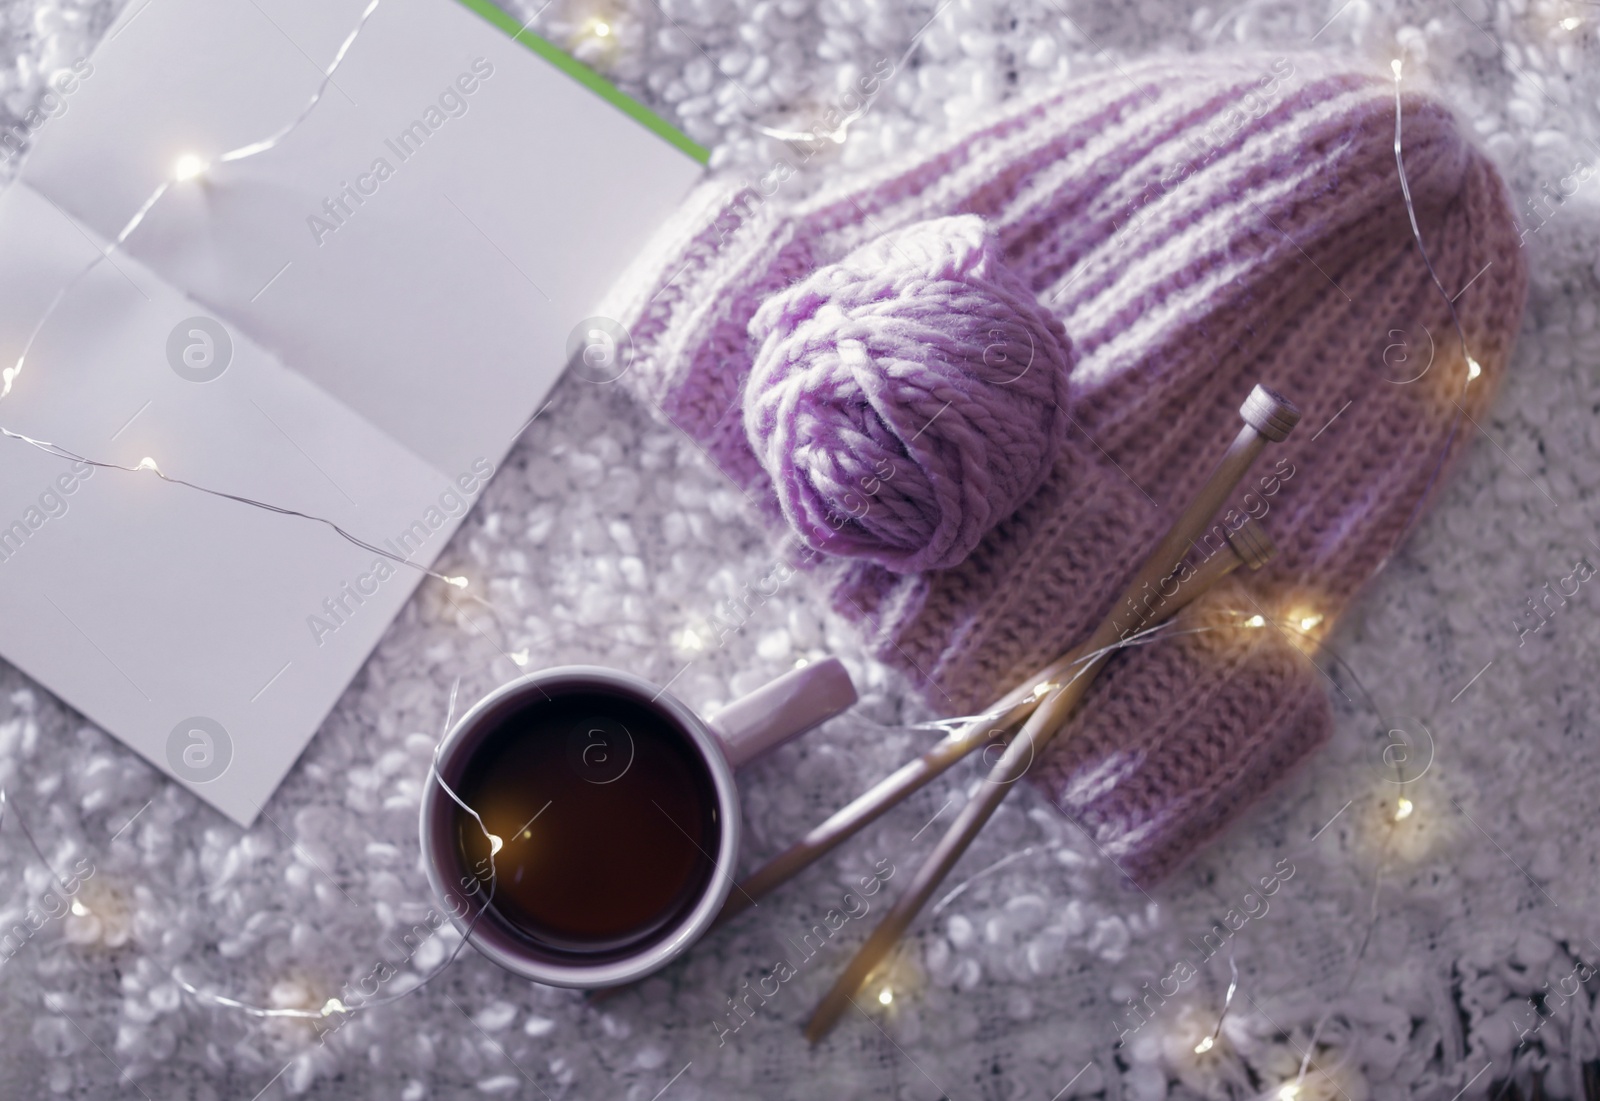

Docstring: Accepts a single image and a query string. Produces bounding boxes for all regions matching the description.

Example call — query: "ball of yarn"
[743,215,1072,573]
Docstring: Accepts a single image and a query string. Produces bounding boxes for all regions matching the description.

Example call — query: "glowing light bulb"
[443,575,469,589]
[1466,355,1483,381]
[1395,797,1414,821]
[1245,615,1266,628]
[1559,16,1581,29]
[877,987,893,1006]
[70,899,91,917]
[509,648,530,667]
[1298,612,1324,632]
[592,19,611,36]
[320,997,347,1016]
[677,627,704,653]
[1031,681,1056,699]
[487,832,504,856]
[1390,58,1403,80]
[173,154,209,182]
[1194,1036,1215,1055]
[1280,1084,1302,1101]
[136,457,161,473]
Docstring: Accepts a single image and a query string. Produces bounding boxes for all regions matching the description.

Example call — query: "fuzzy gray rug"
[2,0,1598,1098]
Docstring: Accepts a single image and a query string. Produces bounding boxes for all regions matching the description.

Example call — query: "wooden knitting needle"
[584,520,1276,1008]
[713,516,1278,930]
[803,384,1300,1043]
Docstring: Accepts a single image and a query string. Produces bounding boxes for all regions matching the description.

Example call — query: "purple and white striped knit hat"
[598,51,1528,883]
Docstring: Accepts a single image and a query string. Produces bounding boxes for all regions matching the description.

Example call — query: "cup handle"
[705,657,858,770]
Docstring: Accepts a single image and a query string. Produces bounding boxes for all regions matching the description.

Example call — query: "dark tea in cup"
[449,681,722,959]
[420,659,856,987]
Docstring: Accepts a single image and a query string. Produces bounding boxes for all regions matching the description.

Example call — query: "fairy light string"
[0,0,483,597]
[0,787,87,903]
[158,51,1534,1101]
[1187,601,1431,1100]
[0,0,514,1030]
[0,427,471,591]
[753,12,940,146]
[1229,73,1493,1095]
[174,680,506,1023]
[3,0,384,402]
[1193,952,1238,1055]
[842,606,1426,1082]
[0,22,1521,1099]
[1374,53,1494,575]
[0,591,1440,1053]
[1260,77,1508,1084]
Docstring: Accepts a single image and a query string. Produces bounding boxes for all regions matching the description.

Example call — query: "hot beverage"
[420,658,854,987]
[449,684,720,958]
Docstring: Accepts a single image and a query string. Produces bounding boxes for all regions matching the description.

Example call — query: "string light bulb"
[1559,16,1582,30]
[320,997,348,1017]
[877,986,893,1006]
[70,899,91,917]
[136,456,161,473]
[173,153,209,182]
[591,19,611,37]
[443,575,469,589]
[1297,612,1324,632]
[1194,1035,1215,1055]
[1466,355,1483,382]
[508,648,530,667]
[1390,58,1403,80]
[1395,796,1414,821]
[1280,1084,1302,1101]
[486,832,503,856]
[1245,615,1266,628]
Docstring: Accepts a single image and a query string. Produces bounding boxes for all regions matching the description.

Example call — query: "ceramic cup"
[418,659,856,988]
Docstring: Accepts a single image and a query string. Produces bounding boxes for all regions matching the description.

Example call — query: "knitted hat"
[600,52,1528,883]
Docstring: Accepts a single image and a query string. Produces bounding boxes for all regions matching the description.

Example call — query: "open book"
[0,0,703,823]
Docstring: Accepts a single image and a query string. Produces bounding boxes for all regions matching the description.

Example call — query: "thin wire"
[0,427,470,591]
[930,846,1040,916]
[1391,59,1474,363]
[216,0,384,164]
[176,680,506,1020]
[754,0,946,145]
[22,612,1397,1030]
[1199,950,1240,1052]
[910,616,1312,918]
[0,0,483,603]
[860,616,1258,752]
[1292,796,1403,1081]
[1164,607,1411,1091]
[0,787,86,898]
[1382,56,1474,556]
[2,0,387,402]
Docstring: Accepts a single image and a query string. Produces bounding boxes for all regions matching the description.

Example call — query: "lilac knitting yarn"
[743,215,1072,572]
